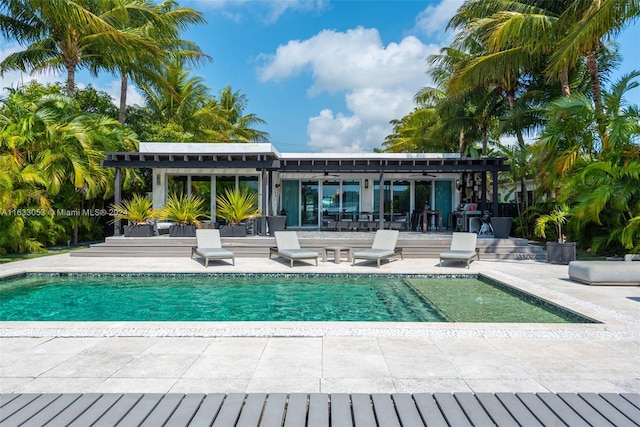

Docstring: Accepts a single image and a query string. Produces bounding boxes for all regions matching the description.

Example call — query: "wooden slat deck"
[1,393,639,427]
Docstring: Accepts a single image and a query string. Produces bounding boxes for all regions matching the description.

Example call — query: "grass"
[0,245,89,264]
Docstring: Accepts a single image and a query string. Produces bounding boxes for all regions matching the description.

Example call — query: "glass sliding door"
[191,175,212,219]
[239,176,259,193]
[392,180,410,216]
[322,180,340,219]
[435,181,453,228]
[300,181,319,226]
[281,180,299,227]
[342,180,360,219]
[167,175,188,197]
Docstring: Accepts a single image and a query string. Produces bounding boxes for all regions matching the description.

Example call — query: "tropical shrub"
[216,187,260,225]
[160,193,208,226]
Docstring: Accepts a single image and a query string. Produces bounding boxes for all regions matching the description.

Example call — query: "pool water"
[0,274,594,323]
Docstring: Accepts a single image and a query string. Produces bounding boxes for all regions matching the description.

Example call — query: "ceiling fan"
[312,171,340,178]
[409,172,437,178]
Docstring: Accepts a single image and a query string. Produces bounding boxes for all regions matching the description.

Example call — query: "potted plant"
[491,216,513,239]
[160,193,208,237]
[111,194,158,237]
[216,187,260,237]
[534,204,576,264]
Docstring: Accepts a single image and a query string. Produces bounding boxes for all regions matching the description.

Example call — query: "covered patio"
[102,143,510,236]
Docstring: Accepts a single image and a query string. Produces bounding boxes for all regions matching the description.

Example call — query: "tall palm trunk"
[65,66,76,97]
[458,128,465,156]
[560,67,571,97]
[506,88,528,215]
[586,50,608,150]
[119,73,128,124]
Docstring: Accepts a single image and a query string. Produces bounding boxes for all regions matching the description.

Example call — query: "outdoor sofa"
[568,260,640,285]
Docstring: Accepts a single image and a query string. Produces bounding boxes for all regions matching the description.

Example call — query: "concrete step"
[71,233,546,260]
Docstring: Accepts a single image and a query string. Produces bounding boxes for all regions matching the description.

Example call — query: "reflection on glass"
[415,181,431,210]
[216,176,235,196]
[392,180,410,215]
[191,176,212,218]
[167,175,188,196]
[239,176,259,193]
[301,182,318,226]
[322,181,340,219]
[342,180,360,216]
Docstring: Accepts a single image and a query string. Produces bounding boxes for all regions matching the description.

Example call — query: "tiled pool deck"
[1,254,639,394]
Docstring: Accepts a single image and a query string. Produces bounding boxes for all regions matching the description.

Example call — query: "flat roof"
[103,142,509,173]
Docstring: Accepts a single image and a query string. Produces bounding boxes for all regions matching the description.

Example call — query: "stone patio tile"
[465,379,548,393]
[182,353,261,379]
[202,337,268,355]
[96,378,177,393]
[252,338,322,379]
[377,337,459,378]
[321,378,396,393]
[142,337,214,355]
[18,377,107,393]
[0,354,71,378]
[539,379,629,393]
[0,377,33,393]
[113,354,198,379]
[393,379,472,393]
[170,378,250,393]
[42,353,132,378]
[247,377,321,393]
[81,337,158,356]
[323,337,390,378]
[0,337,50,352]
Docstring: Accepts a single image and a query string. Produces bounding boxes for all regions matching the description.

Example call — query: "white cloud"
[0,42,63,92]
[185,0,328,24]
[413,0,464,40]
[0,41,143,109]
[259,27,439,152]
[100,79,145,107]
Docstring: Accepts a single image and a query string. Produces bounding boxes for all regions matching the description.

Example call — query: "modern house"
[102,142,510,235]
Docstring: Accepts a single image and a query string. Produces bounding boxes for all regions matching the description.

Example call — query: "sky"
[0,0,638,154]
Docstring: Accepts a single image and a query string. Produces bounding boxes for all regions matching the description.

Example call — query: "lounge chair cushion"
[352,249,395,260]
[352,230,402,267]
[272,231,319,267]
[439,232,478,268]
[568,261,640,285]
[277,249,319,259]
[192,229,235,266]
[195,248,234,259]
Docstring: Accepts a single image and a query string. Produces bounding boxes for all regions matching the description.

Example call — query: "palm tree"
[90,0,209,123]
[549,0,640,143]
[0,0,162,97]
[210,86,269,143]
[543,71,640,254]
[138,58,216,139]
[0,83,140,249]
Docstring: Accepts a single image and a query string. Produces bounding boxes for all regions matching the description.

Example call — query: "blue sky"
[0,0,638,153]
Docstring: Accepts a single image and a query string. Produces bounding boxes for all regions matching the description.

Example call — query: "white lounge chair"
[352,229,403,268]
[439,232,479,268]
[192,229,235,266]
[270,231,319,267]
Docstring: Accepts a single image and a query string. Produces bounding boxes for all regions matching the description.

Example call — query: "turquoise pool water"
[0,274,594,323]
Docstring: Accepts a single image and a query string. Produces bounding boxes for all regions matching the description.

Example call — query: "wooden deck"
[1,392,638,426]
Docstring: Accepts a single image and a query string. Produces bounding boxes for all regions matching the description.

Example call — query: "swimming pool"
[0,273,595,323]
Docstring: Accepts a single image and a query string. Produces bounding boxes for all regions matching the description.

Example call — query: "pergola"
[102,150,510,235]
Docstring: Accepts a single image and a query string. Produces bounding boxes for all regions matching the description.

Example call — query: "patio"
[1,254,639,396]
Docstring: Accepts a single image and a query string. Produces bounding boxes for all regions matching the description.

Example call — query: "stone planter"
[546,241,576,265]
[266,215,287,236]
[169,224,197,237]
[491,217,513,239]
[124,224,154,237]
[219,224,247,237]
